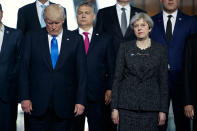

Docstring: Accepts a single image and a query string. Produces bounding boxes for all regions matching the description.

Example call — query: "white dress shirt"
[163,10,178,34]
[48,30,63,54]
[79,27,93,43]
[0,24,4,52]
[116,3,131,28]
[36,0,50,25]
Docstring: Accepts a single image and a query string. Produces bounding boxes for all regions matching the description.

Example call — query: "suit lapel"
[55,29,69,70]
[0,26,10,57]
[111,5,124,38]
[124,5,136,38]
[40,29,53,70]
[32,2,42,28]
[157,13,168,45]
[87,30,99,55]
[130,5,137,19]
[171,10,183,44]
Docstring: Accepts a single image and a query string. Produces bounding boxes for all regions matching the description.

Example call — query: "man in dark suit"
[71,2,115,131]
[183,34,197,131]
[0,4,23,131]
[17,0,67,34]
[150,0,197,130]
[19,4,87,131]
[95,0,145,55]
[17,1,67,130]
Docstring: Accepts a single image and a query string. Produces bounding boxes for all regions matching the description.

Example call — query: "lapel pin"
[6,30,9,34]
[96,33,99,36]
[130,53,135,56]
[66,38,69,40]
[179,18,182,21]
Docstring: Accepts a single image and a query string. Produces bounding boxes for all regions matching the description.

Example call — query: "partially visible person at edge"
[150,0,197,130]
[183,33,197,131]
[0,3,23,131]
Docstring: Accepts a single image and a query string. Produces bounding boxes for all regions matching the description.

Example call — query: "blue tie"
[41,5,46,28]
[51,36,58,69]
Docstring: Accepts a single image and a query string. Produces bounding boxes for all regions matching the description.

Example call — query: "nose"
[51,23,56,30]
[138,26,142,31]
[82,13,86,18]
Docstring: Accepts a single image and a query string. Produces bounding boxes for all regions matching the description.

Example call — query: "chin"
[137,36,146,39]
[50,33,58,36]
[137,37,147,40]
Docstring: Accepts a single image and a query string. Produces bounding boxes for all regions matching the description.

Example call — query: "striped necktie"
[41,4,46,28]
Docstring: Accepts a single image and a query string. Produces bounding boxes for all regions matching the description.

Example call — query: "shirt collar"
[163,10,178,19]
[116,3,130,11]
[79,27,93,36]
[0,24,4,32]
[36,0,50,7]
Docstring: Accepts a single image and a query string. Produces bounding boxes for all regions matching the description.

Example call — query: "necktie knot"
[41,4,46,9]
[168,15,172,20]
[168,15,172,19]
[83,32,89,37]
[121,8,126,12]
[52,36,56,39]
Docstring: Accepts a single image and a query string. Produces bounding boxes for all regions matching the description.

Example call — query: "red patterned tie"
[83,32,89,54]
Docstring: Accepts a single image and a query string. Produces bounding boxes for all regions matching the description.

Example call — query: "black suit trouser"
[71,101,104,131]
[27,106,72,131]
[103,104,117,131]
[159,83,190,131]
[0,98,17,131]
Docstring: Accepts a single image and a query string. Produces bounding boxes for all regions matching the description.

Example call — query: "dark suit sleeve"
[0,29,23,102]
[105,37,115,90]
[75,36,87,106]
[183,36,193,106]
[18,32,32,102]
[111,43,125,109]
[158,46,169,113]
[17,8,26,34]
[15,30,24,89]
[189,17,197,35]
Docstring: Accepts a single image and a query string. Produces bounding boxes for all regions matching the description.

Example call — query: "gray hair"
[44,4,66,21]
[130,13,154,29]
[76,1,96,14]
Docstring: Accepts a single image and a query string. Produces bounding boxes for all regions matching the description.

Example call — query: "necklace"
[136,38,151,50]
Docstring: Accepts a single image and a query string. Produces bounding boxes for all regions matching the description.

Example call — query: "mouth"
[168,2,174,6]
[80,20,87,22]
[138,32,143,35]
